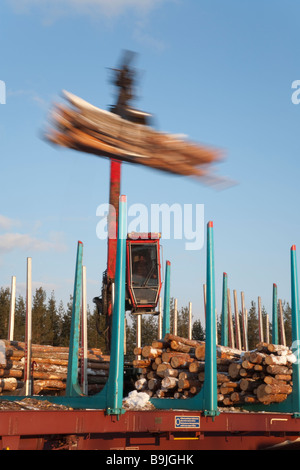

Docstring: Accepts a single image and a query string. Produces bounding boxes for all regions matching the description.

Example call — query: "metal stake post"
[203,221,218,416]
[150,221,219,417]
[158,297,162,339]
[81,265,88,395]
[106,194,127,414]
[290,245,300,415]
[162,261,171,338]
[66,242,83,397]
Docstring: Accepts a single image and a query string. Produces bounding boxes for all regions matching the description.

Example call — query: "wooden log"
[266,365,293,376]
[263,376,291,386]
[161,351,192,363]
[264,355,291,366]
[241,360,255,370]
[189,361,205,373]
[32,371,67,380]
[275,374,292,382]
[161,377,178,389]
[189,385,201,394]
[133,347,142,356]
[31,362,68,374]
[219,385,236,395]
[0,378,18,391]
[258,393,288,404]
[194,344,205,360]
[228,362,242,379]
[0,368,23,378]
[146,371,157,379]
[174,392,186,399]
[142,346,162,359]
[135,378,147,391]
[242,395,259,404]
[32,357,69,367]
[222,397,233,406]
[33,380,66,394]
[156,363,173,378]
[230,392,241,403]
[164,368,180,378]
[164,333,202,348]
[256,383,292,401]
[249,351,265,364]
[178,371,198,381]
[178,378,200,390]
[148,378,160,391]
[194,344,242,361]
[239,378,262,392]
[155,389,174,398]
[170,341,191,354]
[217,345,243,358]
[0,360,23,370]
[170,356,194,368]
[132,359,152,368]
[152,340,170,349]
[239,368,251,378]
[86,362,110,371]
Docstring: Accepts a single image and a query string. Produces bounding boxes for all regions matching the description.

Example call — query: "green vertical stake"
[162,260,171,338]
[291,245,300,415]
[204,221,218,416]
[66,241,83,397]
[106,195,127,415]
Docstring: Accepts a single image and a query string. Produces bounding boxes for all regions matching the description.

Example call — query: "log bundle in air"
[0,340,110,396]
[45,91,224,184]
[133,334,295,407]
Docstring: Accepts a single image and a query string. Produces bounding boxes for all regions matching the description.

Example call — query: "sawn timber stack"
[133,334,296,407]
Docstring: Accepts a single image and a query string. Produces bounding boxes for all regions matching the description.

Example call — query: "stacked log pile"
[133,334,295,408]
[0,340,110,396]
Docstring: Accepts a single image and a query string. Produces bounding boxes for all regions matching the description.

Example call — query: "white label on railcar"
[175,416,200,428]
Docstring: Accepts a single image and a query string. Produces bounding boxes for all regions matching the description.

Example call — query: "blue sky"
[0,0,300,330]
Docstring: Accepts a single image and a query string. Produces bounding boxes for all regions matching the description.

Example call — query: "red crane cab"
[126,232,162,315]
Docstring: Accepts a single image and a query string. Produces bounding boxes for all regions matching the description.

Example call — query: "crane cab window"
[131,244,159,288]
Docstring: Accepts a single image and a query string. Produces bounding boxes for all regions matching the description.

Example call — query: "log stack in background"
[0,340,111,396]
[133,334,295,408]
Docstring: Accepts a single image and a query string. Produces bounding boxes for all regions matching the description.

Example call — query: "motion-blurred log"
[45,91,225,184]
